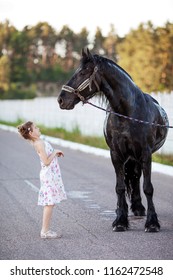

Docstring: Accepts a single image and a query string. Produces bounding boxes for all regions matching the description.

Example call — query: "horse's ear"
[82,47,93,60]
[82,47,86,57]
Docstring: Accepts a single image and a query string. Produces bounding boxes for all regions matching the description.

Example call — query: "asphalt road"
[0,128,173,260]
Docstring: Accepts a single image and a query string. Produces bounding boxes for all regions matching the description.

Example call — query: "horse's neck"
[101,63,136,114]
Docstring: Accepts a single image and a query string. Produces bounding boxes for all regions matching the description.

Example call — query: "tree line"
[0,20,173,99]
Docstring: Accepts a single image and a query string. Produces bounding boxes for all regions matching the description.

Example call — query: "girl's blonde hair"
[17,121,33,140]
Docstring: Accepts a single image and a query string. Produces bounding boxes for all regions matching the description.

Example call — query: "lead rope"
[84,100,173,129]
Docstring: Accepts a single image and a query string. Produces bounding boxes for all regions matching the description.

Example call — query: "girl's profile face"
[30,124,41,139]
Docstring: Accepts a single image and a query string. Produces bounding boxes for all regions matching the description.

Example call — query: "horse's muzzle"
[57,96,75,110]
[58,96,64,108]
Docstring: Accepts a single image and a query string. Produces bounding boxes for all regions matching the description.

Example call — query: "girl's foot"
[40,230,62,239]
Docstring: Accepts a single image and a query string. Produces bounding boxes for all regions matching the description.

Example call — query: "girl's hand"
[55,150,64,157]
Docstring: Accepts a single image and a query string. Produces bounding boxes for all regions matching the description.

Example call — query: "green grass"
[152,153,173,166]
[1,119,173,166]
[0,119,108,150]
[39,124,108,150]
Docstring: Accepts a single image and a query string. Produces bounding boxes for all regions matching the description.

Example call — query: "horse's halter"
[61,66,100,103]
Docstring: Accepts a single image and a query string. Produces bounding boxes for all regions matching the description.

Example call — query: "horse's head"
[58,48,100,110]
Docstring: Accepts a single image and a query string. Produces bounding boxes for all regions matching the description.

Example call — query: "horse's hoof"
[145,225,160,232]
[113,225,127,232]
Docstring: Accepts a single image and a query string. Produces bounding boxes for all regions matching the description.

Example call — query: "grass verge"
[0,119,173,166]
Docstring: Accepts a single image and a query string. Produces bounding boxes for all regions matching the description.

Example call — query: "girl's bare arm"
[34,140,63,166]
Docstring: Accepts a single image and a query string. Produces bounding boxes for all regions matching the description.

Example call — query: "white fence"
[0,93,173,154]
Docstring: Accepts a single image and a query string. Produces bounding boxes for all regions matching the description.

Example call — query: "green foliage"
[0,119,108,149]
[39,124,108,149]
[152,153,173,167]
[117,21,173,93]
[9,30,30,83]
[0,55,10,91]
[0,19,173,99]
[36,65,73,83]
[0,83,36,99]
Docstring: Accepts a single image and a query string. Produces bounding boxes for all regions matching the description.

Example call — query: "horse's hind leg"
[124,160,145,216]
[111,151,129,231]
[142,151,160,232]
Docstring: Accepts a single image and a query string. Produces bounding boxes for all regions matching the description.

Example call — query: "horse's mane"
[81,52,134,104]
[93,54,133,81]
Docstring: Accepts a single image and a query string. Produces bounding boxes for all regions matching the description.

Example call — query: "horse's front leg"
[111,151,129,231]
[142,152,160,232]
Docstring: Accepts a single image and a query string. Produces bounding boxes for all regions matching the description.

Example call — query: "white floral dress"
[38,141,67,206]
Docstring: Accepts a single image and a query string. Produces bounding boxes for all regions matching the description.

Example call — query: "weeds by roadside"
[0,119,173,166]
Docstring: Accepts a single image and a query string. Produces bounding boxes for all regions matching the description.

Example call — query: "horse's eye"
[80,67,90,75]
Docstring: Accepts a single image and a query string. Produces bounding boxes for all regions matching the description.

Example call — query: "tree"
[103,24,118,61]
[117,22,161,92]
[26,22,57,68]
[155,22,173,91]
[0,55,10,92]
[58,25,76,70]
[0,20,16,57]
[92,27,105,54]
[10,30,31,82]
[74,28,89,55]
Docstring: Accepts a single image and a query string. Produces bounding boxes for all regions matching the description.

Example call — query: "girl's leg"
[41,205,54,233]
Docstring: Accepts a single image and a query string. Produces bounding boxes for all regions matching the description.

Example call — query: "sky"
[0,0,173,37]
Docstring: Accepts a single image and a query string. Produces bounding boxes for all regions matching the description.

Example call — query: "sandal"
[40,230,62,239]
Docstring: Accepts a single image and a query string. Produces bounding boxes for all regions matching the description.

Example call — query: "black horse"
[58,48,169,232]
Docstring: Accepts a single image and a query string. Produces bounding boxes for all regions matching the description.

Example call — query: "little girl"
[18,121,67,239]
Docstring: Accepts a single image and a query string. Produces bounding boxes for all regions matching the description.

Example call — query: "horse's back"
[144,93,159,105]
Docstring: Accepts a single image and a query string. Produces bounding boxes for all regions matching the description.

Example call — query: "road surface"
[0,128,173,260]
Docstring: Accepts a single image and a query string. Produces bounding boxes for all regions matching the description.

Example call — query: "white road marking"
[24,179,39,193]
